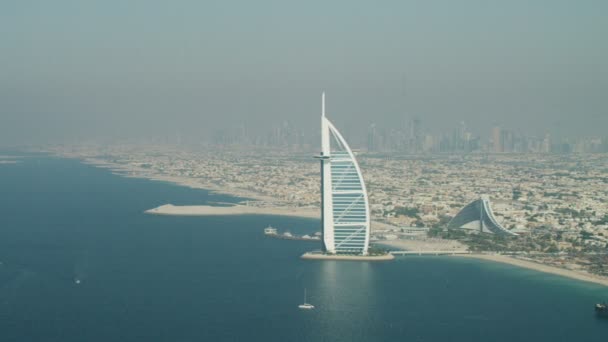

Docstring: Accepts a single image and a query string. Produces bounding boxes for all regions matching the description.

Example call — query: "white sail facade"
[316,93,371,255]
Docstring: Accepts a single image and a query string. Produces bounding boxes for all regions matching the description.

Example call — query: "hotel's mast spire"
[321,92,330,155]
[322,92,325,118]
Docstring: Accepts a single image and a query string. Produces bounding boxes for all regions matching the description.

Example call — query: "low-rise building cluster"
[52,144,608,272]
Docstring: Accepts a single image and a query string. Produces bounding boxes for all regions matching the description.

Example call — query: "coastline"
[146,204,403,230]
[455,254,608,288]
[81,158,277,203]
[376,238,468,252]
[71,157,421,230]
[145,203,320,219]
[75,156,608,287]
[378,239,608,287]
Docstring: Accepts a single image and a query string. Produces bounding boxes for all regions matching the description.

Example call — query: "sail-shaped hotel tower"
[315,93,371,255]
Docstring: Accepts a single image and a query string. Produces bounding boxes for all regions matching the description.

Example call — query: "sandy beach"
[83,156,608,288]
[455,254,608,287]
[145,204,409,231]
[79,157,404,227]
[146,203,320,219]
[378,239,608,287]
[377,238,468,252]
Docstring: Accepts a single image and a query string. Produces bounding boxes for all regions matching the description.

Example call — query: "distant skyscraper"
[423,134,435,153]
[492,126,502,153]
[542,133,551,153]
[406,117,422,153]
[367,123,377,152]
[458,121,466,141]
[315,93,371,255]
[501,129,514,153]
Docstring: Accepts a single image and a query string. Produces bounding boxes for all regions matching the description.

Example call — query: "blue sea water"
[0,155,606,342]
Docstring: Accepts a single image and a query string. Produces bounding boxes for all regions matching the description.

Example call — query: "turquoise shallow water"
[0,155,606,342]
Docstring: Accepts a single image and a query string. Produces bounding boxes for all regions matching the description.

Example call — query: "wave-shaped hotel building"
[447,195,517,236]
[313,93,371,255]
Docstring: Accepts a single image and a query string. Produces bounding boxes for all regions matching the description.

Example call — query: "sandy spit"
[146,203,320,219]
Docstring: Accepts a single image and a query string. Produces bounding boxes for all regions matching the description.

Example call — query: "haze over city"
[3,1,608,341]
[2,0,607,147]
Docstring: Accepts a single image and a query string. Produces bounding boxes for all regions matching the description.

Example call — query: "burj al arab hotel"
[314,93,371,255]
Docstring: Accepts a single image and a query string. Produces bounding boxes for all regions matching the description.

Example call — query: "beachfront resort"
[49,143,608,279]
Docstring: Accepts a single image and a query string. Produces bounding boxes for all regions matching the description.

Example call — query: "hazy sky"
[2,0,607,146]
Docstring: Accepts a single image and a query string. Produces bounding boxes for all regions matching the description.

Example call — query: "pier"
[389,250,471,256]
[264,226,321,242]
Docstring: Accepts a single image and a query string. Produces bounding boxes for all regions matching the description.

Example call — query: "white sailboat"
[298,288,315,310]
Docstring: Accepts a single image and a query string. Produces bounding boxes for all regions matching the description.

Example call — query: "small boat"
[298,288,315,310]
[264,226,277,235]
[596,302,608,317]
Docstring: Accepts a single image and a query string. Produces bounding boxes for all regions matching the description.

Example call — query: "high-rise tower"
[492,126,502,153]
[314,93,371,255]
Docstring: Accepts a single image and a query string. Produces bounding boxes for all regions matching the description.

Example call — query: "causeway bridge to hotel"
[389,250,472,256]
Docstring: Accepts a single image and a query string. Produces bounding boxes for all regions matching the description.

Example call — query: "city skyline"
[2,1,608,340]
[165,117,607,155]
[2,1,608,146]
